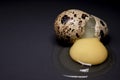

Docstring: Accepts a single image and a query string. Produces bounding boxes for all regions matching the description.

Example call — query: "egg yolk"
[69,38,108,66]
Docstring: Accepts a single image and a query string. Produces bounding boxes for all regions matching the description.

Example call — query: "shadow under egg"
[100,35,111,45]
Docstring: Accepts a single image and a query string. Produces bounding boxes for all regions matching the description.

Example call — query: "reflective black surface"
[0,0,120,80]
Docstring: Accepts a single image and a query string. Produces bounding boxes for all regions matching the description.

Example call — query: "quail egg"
[54,9,108,44]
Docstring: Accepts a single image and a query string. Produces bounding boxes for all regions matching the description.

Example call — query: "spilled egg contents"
[70,38,108,66]
[54,9,109,66]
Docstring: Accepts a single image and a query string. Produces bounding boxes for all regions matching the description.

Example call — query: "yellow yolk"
[69,38,108,66]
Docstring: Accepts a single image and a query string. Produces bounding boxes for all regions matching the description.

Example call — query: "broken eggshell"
[54,9,108,44]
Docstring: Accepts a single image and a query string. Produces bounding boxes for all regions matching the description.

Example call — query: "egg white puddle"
[53,44,114,79]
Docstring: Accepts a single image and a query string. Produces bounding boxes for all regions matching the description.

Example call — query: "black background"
[0,0,120,80]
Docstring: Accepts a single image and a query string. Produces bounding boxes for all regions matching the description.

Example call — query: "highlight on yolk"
[69,38,108,66]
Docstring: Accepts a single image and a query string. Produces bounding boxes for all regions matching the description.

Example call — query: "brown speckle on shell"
[81,14,88,19]
[72,29,75,32]
[57,26,60,29]
[61,15,70,24]
[71,17,73,19]
[78,20,82,25]
[67,28,71,32]
[72,11,74,14]
[100,20,105,26]
[76,33,79,38]
[81,27,84,32]
[74,14,77,17]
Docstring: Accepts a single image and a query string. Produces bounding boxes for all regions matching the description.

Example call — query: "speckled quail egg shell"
[54,9,90,43]
[92,15,108,39]
[54,9,108,44]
